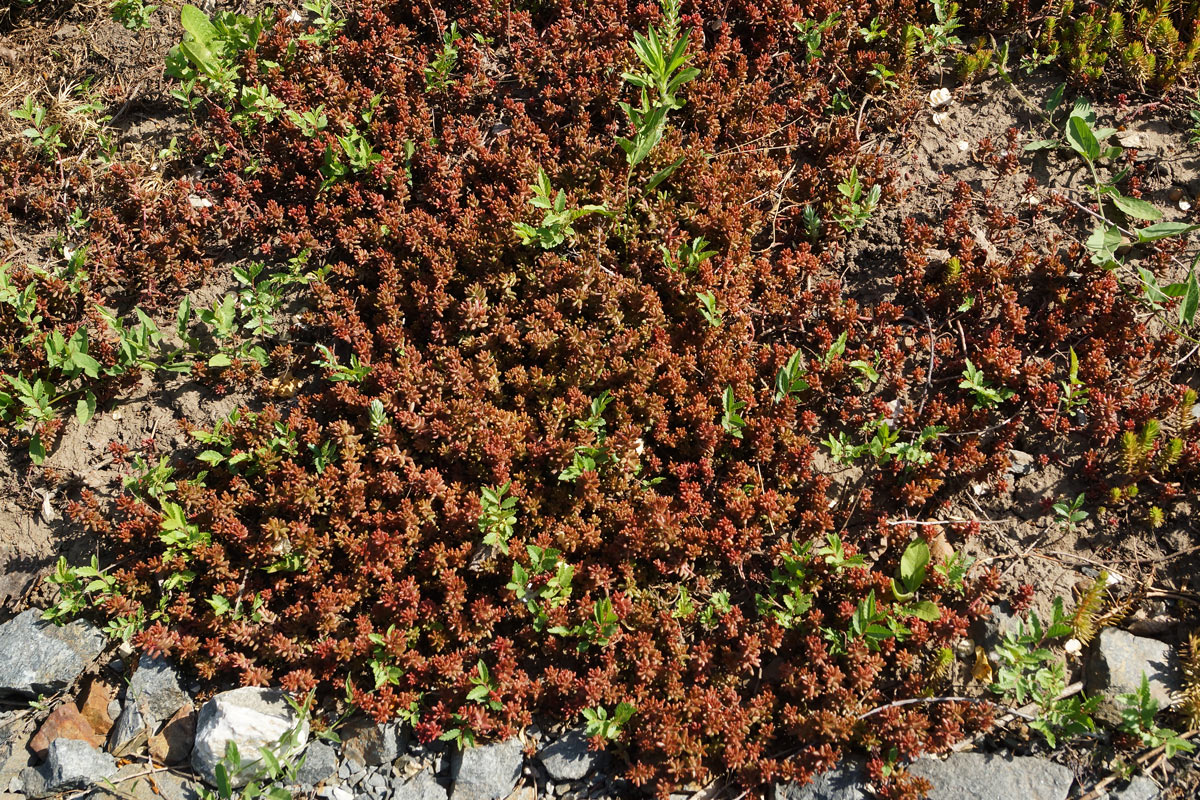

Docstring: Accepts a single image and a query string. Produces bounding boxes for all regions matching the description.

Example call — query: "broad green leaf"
[29,434,46,465]
[1045,82,1066,113]
[1085,223,1122,266]
[75,391,96,425]
[1066,115,1100,162]
[1136,222,1200,242]
[208,353,232,367]
[1183,270,1199,326]
[899,539,930,587]
[180,5,218,46]
[1023,139,1058,152]
[179,41,217,76]
[1136,266,1168,303]
[1112,194,1162,222]
[908,600,942,621]
[1069,96,1095,124]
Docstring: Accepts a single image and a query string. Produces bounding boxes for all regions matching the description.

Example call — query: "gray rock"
[84,762,205,800]
[190,687,309,788]
[539,729,603,782]
[296,741,338,786]
[775,760,867,800]
[1104,776,1159,800]
[319,786,354,800]
[338,760,351,779]
[971,604,1021,651]
[30,739,119,794]
[1008,450,1035,476]
[127,656,189,731]
[1086,629,1179,716]
[908,753,1073,800]
[148,770,205,800]
[106,699,122,721]
[0,733,33,787]
[0,610,106,698]
[341,721,403,767]
[449,738,522,800]
[394,769,448,800]
[17,766,45,797]
[108,703,146,756]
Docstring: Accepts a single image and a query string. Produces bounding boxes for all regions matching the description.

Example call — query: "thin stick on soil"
[886,518,1004,526]
[857,695,1033,721]
[1076,729,1198,800]
[949,682,1084,753]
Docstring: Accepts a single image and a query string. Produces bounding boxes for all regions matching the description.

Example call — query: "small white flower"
[1064,638,1083,656]
[188,194,213,209]
[285,9,303,23]
[931,111,948,127]
[1105,571,1123,586]
[634,438,645,455]
[928,88,952,109]
[956,140,970,152]
[1180,200,1192,211]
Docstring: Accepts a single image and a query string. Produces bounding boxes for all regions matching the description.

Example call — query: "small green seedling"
[582,702,635,740]
[960,359,1014,409]
[479,482,517,555]
[832,167,880,231]
[696,291,723,327]
[513,167,609,249]
[720,386,747,439]
[1117,674,1196,759]
[424,22,461,92]
[1052,493,1087,532]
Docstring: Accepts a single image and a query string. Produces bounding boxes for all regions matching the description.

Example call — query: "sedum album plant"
[14,0,1200,798]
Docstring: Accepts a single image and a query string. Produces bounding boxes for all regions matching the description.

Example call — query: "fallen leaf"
[972,646,993,683]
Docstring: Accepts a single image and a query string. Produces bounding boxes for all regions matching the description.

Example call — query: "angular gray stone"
[0,610,106,698]
[17,766,45,797]
[448,738,522,800]
[1086,629,1179,710]
[1105,776,1159,800]
[107,703,146,756]
[128,656,189,731]
[341,721,403,767]
[24,739,119,795]
[107,655,190,755]
[538,729,603,782]
[0,733,32,787]
[908,753,1073,800]
[394,769,448,800]
[1008,450,1035,476]
[971,604,1020,650]
[190,687,309,788]
[775,760,867,800]
[84,763,204,800]
[295,740,338,785]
